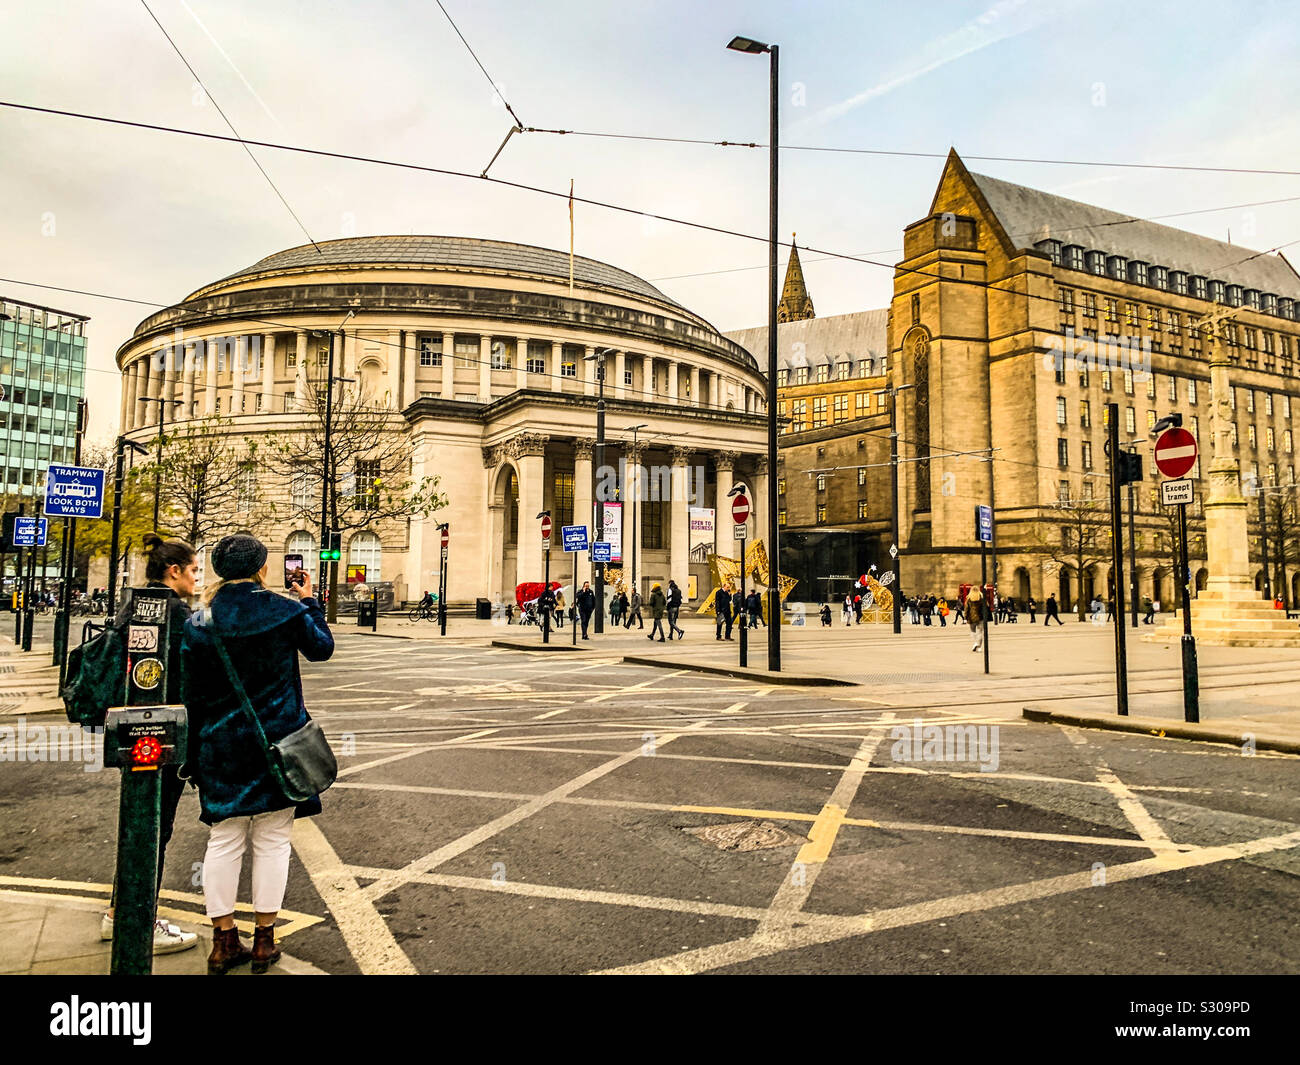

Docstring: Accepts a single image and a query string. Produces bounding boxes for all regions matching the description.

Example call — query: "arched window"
[286,530,316,581]
[349,531,382,581]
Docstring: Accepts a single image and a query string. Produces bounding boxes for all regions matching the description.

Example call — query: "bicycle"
[408,602,436,622]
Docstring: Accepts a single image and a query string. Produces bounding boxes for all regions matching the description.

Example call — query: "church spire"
[777,233,815,323]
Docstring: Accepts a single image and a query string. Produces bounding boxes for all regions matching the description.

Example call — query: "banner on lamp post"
[600,501,623,562]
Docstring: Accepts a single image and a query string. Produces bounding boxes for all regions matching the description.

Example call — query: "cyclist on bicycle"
[419,590,434,610]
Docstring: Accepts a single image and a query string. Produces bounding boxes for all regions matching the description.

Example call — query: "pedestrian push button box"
[104,705,187,770]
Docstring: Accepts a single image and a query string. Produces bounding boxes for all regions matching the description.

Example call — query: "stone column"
[752,454,769,544]
[140,354,159,425]
[625,442,646,591]
[479,334,493,401]
[715,451,737,554]
[262,333,276,412]
[583,345,596,396]
[294,331,309,409]
[1203,326,1254,596]
[574,438,594,545]
[513,433,550,589]
[231,335,247,416]
[401,331,416,408]
[551,341,564,394]
[204,340,219,416]
[486,501,505,604]
[689,366,700,407]
[122,359,138,432]
[442,331,456,399]
[181,342,197,417]
[614,351,626,399]
[515,337,529,392]
[161,343,178,415]
[667,361,679,404]
[670,446,691,595]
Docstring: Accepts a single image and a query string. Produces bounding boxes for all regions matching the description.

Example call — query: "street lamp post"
[139,396,182,532]
[585,348,615,634]
[728,33,782,670]
[320,311,355,623]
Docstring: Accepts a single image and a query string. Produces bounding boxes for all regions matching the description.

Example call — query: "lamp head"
[727,35,769,53]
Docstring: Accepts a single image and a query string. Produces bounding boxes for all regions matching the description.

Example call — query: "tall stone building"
[889,150,1300,610]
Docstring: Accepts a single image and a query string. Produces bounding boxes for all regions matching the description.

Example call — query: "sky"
[3,0,1300,441]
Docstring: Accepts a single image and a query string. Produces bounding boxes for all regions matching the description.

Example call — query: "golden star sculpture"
[695,539,798,624]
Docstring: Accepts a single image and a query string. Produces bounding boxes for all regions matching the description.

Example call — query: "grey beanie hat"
[212,533,268,580]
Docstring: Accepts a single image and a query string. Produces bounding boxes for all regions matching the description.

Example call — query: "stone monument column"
[1201,314,1253,597]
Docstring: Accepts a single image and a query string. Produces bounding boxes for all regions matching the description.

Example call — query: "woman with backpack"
[181,533,334,974]
[100,534,201,956]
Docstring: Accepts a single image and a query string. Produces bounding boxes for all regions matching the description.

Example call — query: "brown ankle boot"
[207,927,252,975]
[251,924,282,974]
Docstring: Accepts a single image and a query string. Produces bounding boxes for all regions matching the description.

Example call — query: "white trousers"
[203,808,296,918]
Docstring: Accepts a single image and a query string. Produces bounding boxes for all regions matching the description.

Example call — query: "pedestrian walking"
[1142,595,1155,624]
[625,588,644,629]
[715,584,734,641]
[609,590,623,627]
[745,589,763,629]
[648,583,668,641]
[101,534,201,956]
[842,594,853,626]
[181,533,334,975]
[937,596,949,627]
[1027,596,1037,623]
[666,580,686,639]
[920,595,933,626]
[953,595,966,624]
[576,581,596,639]
[820,603,832,627]
[538,584,557,634]
[553,589,565,630]
[1044,593,1064,625]
[966,586,985,652]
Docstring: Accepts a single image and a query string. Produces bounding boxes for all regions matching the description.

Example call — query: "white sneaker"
[99,913,199,954]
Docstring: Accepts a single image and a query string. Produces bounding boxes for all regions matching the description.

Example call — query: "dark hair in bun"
[143,533,196,581]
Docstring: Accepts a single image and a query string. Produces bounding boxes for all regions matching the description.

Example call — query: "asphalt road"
[3,632,1298,974]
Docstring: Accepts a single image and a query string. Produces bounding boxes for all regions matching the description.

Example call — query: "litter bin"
[475,597,491,620]
[357,600,377,627]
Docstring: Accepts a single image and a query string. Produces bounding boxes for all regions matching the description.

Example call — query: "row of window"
[774,499,872,527]
[779,391,887,432]
[0,302,88,335]
[1052,364,1296,422]
[1042,244,1299,320]
[284,530,383,581]
[776,356,888,388]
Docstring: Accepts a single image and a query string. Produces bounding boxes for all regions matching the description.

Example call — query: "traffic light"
[1,512,17,552]
[1119,451,1143,486]
[319,530,342,562]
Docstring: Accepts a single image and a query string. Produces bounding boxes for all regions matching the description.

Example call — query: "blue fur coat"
[181,582,334,825]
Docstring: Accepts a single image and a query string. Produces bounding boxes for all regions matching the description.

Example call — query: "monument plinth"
[1146,310,1300,647]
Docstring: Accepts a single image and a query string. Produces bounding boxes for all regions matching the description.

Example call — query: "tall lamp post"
[139,396,183,532]
[874,383,915,633]
[728,33,782,670]
[584,347,615,633]
[319,310,355,623]
[618,424,648,598]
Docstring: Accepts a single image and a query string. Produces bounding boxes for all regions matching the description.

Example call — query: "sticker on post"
[127,625,159,652]
[131,597,168,624]
[132,658,164,691]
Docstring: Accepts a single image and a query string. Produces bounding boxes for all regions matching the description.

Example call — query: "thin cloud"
[805,0,1060,126]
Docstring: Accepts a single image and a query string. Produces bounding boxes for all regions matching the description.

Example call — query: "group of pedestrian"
[91,531,334,975]
[712,583,764,640]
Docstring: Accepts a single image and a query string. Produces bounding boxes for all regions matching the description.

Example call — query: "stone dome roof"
[216,235,683,309]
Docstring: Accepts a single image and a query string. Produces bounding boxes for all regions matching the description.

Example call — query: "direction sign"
[12,517,47,547]
[975,504,994,544]
[1154,427,1197,479]
[44,464,106,518]
[561,525,589,553]
[731,493,750,524]
[1160,478,1194,506]
[592,541,612,563]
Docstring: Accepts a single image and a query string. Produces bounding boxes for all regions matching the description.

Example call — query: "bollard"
[104,585,186,976]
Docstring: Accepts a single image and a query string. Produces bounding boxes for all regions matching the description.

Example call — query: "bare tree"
[1033,489,1112,619]
[129,417,267,546]
[261,377,445,617]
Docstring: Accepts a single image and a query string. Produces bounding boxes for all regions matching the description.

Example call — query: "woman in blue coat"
[181,533,334,974]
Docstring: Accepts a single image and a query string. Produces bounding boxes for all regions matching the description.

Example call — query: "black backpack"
[61,621,128,727]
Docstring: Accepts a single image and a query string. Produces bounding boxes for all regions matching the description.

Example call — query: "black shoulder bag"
[210,636,336,804]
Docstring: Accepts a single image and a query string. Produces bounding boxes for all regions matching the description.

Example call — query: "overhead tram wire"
[434,0,524,128]
[4,101,1299,323]
[520,125,1300,178]
[137,0,321,252]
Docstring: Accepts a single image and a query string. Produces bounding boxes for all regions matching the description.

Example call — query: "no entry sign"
[1154,427,1198,479]
[540,515,552,539]
[731,494,750,524]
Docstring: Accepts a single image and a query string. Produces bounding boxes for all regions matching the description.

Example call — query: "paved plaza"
[3,619,1298,975]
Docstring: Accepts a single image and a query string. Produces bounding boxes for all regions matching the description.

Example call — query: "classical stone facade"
[116,236,768,605]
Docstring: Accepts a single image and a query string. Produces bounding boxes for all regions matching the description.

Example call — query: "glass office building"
[0,297,89,547]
